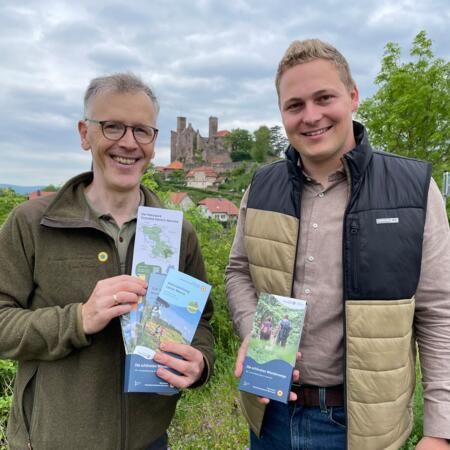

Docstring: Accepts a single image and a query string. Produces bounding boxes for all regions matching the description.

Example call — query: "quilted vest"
[241,122,431,450]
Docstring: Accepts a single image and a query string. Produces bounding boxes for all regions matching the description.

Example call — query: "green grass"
[0,360,15,449]
[247,337,298,365]
[0,352,426,450]
[168,359,248,450]
[400,361,424,450]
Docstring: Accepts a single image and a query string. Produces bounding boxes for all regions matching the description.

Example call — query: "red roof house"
[155,160,184,178]
[27,190,55,201]
[186,166,219,189]
[169,192,194,211]
[198,197,239,224]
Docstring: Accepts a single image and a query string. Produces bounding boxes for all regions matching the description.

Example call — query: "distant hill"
[0,184,45,195]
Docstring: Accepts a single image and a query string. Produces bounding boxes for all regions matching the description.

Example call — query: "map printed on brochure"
[124,268,211,393]
[120,206,183,393]
[121,206,183,355]
[239,293,307,403]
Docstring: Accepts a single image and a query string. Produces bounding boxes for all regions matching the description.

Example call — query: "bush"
[0,360,15,448]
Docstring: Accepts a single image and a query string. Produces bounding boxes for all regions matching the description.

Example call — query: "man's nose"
[119,126,138,148]
[302,103,322,124]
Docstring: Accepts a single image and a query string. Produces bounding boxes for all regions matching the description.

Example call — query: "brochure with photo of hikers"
[124,268,211,393]
[120,206,183,355]
[239,293,307,403]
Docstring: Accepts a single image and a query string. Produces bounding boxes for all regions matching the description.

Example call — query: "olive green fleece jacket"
[0,172,215,450]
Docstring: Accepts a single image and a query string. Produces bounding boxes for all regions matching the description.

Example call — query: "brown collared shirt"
[84,191,144,274]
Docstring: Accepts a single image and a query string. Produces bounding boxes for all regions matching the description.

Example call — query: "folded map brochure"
[124,268,211,393]
[120,206,183,355]
[239,293,307,403]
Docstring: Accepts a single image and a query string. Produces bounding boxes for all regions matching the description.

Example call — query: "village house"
[168,192,195,211]
[186,166,220,190]
[198,197,239,225]
[154,160,184,179]
[27,190,54,201]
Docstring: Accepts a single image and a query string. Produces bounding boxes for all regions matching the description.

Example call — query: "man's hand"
[416,437,450,449]
[81,275,147,334]
[234,335,301,404]
[153,342,205,390]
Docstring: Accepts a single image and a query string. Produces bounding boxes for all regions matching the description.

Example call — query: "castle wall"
[171,116,231,165]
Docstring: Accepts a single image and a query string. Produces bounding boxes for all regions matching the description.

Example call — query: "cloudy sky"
[1,0,448,186]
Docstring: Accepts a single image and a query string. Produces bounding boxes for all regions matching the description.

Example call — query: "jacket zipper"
[349,220,360,293]
[342,159,357,450]
[121,236,135,450]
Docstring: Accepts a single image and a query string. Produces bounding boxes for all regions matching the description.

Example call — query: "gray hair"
[275,39,355,97]
[83,72,159,116]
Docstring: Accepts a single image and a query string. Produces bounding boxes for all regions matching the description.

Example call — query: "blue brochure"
[239,293,307,403]
[120,206,183,355]
[124,268,211,393]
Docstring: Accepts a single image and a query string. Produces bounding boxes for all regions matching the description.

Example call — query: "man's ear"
[350,85,359,113]
[78,120,91,151]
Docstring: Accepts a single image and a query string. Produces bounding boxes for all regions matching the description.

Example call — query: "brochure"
[238,292,307,403]
[120,206,183,354]
[124,268,211,393]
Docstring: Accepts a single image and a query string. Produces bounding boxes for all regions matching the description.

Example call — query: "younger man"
[226,39,450,449]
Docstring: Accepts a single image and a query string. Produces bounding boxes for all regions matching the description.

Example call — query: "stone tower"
[209,117,218,137]
[171,116,231,165]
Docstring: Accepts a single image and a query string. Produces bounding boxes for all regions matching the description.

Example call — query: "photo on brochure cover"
[248,292,306,366]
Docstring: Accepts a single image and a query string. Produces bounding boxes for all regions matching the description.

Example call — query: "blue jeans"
[250,400,346,450]
[146,432,168,450]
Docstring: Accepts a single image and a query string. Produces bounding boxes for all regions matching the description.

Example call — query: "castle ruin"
[170,116,232,165]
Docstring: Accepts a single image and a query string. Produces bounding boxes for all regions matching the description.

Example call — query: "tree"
[357,31,449,180]
[0,192,26,226]
[41,184,59,192]
[225,129,253,161]
[269,125,289,157]
[251,126,272,162]
[167,170,186,186]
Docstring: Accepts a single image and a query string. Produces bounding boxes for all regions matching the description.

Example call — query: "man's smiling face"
[79,90,157,194]
[279,58,359,168]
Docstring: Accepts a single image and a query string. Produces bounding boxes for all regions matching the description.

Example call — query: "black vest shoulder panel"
[248,159,302,219]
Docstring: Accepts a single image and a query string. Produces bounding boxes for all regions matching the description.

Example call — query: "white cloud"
[0,0,448,185]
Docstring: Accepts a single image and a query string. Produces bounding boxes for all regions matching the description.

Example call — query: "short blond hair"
[275,39,355,97]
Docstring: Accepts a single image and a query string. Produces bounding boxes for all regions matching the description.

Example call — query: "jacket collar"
[342,121,373,187]
[41,171,162,229]
[284,121,373,187]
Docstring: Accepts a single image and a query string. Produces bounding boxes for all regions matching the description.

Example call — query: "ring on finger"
[113,293,119,305]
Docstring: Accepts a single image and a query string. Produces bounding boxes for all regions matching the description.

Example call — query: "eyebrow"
[282,88,338,107]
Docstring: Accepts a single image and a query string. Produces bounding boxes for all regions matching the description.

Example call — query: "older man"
[0,73,214,450]
[226,39,450,450]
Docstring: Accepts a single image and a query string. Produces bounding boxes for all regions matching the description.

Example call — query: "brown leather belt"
[291,384,344,407]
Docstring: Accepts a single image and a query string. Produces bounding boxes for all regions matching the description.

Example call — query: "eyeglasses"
[85,119,158,144]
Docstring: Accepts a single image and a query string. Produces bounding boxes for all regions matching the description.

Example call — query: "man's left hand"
[234,335,300,405]
[416,437,450,449]
[153,342,205,390]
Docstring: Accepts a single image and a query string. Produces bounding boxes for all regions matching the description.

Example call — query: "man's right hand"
[81,275,147,335]
[234,334,301,404]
